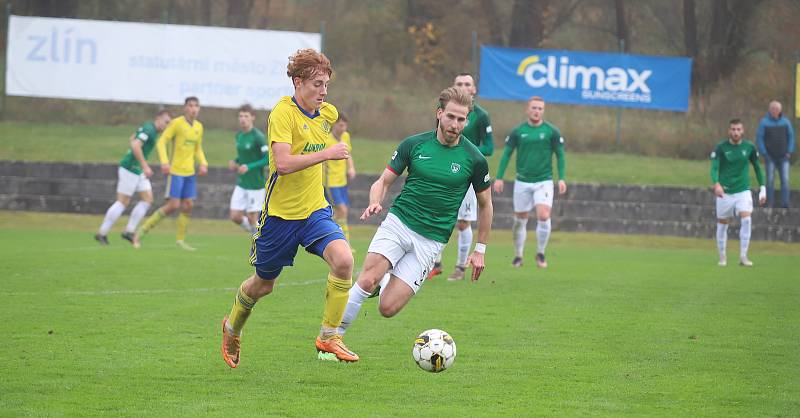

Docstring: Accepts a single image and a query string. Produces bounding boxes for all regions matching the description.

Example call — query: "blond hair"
[437,87,473,111]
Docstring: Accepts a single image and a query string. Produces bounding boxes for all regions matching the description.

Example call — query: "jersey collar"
[291,96,320,119]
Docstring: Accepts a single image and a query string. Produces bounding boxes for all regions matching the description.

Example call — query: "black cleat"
[94,234,109,245]
[535,253,548,268]
[511,256,523,267]
[120,231,135,244]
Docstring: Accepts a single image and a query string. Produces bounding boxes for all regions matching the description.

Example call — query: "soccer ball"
[412,329,456,373]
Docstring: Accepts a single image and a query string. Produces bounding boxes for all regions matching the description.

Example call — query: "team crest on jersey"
[321,120,332,134]
[540,133,545,139]
[451,163,461,173]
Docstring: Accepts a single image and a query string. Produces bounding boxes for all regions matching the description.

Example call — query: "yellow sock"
[336,218,350,242]
[228,283,257,335]
[140,209,165,234]
[321,273,352,331]
[176,213,190,241]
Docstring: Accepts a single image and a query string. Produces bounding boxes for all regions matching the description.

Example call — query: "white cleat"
[739,257,753,267]
[718,256,727,267]
[176,240,196,251]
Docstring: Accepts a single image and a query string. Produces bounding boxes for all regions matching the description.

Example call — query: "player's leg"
[715,193,734,266]
[229,186,253,233]
[122,189,153,244]
[338,217,407,334]
[97,193,130,244]
[736,191,755,266]
[175,176,197,249]
[533,180,555,268]
[222,213,300,368]
[379,227,444,317]
[511,180,535,267]
[134,174,182,247]
[244,188,266,234]
[302,207,358,361]
[449,187,476,281]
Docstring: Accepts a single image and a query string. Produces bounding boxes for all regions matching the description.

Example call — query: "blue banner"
[479,46,692,112]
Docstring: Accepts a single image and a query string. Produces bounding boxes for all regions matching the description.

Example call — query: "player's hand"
[142,165,153,178]
[758,186,767,206]
[228,160,237,171]
[198,165,208,176]
[160,164,170,175]
[238,164,249,174]
[466,251,485,282]
[348,167,356,180]
[360,203,383,220]
[325,142,350,160]
[713,183,724,198]
[492,180,504,194]
[558,180,567,195]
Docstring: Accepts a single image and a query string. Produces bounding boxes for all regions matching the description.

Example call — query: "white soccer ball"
[412,329,456,373]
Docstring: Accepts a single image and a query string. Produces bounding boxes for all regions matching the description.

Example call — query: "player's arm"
[129,133,153,177]
[242,136,269,175]
[750,146,766,205]
[272,142,348,175]
[195,131,208,176]
[360,168,399,219]
[345,134,356,180]
[156,120,176,174]
[554,132,567,195]
[467,186,493,282]
[710,147,723,197]
[478,114,494,157]
[492,133,516,194]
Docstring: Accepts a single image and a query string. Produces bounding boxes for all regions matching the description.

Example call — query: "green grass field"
[1,211,797,416]
[2,121,795,188]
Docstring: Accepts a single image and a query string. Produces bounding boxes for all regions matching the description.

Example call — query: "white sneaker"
[739,257,753,267]
[176,240,196,251]
[718,256,727,267]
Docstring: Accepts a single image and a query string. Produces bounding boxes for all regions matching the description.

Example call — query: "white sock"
[512,217,528,258]
[239,217,253,233]
[536,219,551,254]
[456,226,472,267]
[337,283,372,335]
[99,201,126,235]
[716,223,728,258]
[434,250,443,265]
[739,217,751,260]
[125,201,150,233]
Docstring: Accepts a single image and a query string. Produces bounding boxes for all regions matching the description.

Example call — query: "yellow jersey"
[156,116,208,176]
[324,131,351,188]
[266,96,338,220]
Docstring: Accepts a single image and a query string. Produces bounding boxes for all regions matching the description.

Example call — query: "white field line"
[0,279,326,297]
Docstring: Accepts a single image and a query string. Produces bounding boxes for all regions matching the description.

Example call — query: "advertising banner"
[6,15,320,109]
[480,46,692,112]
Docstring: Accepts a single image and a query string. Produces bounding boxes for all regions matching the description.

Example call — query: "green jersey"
[387,131,491,243]
[119,122,159,175]
[496,121,565,183]
[461,103,494,156]
[234,128,268,190]
[710,139,764,194]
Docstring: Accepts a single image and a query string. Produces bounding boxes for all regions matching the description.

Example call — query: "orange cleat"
[427,263,443,280]
[315,335,359,362]
[221,317,240,368]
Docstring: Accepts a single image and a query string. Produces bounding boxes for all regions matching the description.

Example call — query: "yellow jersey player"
[324,113,356,246]
[221,49,357,368]
[133,97,208,250]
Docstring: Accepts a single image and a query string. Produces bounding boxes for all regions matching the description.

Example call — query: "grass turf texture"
[3,121,795,189]
[1,211,798,416]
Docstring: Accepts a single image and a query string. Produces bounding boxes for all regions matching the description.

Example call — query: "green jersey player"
[494,96,566,269]
[95,110,171,245]
[336,87,494,344]
[710,118,766,267]
[431,73,496,281]
[227,104,268,234]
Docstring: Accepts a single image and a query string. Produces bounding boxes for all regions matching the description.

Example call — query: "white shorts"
[457,185,477,221]
[716,190,753,219]
[367,213,445,294]
[229,186,266,213]
[513,179,554,212]
[116,166,152,196]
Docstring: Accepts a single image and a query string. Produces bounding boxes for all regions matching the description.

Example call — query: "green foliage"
[0,211,798,416]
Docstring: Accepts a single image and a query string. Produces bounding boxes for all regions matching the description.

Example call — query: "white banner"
[5,15,321,109]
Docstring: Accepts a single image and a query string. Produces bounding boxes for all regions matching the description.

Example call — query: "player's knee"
[378,302,400,318]
[329,251,354,277]
[230,213,243,223]
[249,276,275,298]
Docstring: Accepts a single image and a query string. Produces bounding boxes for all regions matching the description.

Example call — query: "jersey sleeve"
[477,110,494,157]
[749,144,765,186]
[495,129,518,180]
[156,119,178,164]
[247,130,269,170]
[195,124,208,166]
[551,126,566,180]
[709,144,721,184]
[134,125,152,144]
[268,106,294,146]
[471,156,492,192]
[387,137,413,175]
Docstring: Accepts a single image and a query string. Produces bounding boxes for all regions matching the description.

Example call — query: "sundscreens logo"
[517,55,652,103]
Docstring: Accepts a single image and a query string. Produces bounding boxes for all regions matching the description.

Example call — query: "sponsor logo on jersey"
[418,155,431,160]
[302,143,325,154]
[451,163,461,173]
